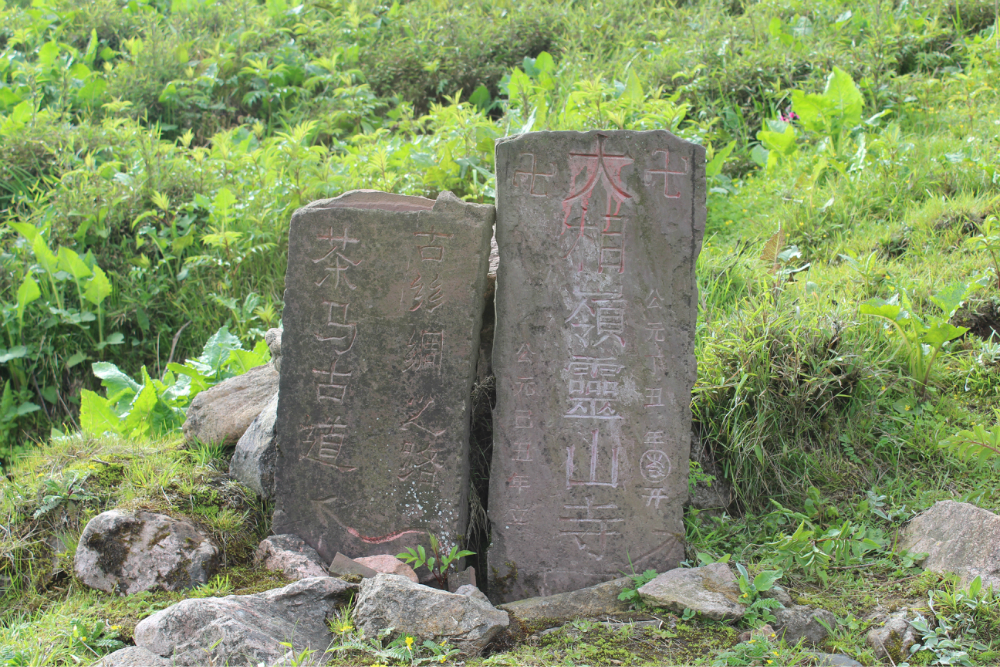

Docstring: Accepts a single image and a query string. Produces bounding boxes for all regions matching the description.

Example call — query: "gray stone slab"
[272,190,494,563]
[489,131,705,601]
[329,552,378,579]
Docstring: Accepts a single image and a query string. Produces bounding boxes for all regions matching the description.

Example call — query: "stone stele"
[272,190,493,563]
[488,130,705,601]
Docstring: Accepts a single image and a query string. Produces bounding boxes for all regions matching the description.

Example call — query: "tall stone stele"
[489,131,705,601]
[272,190,494,563]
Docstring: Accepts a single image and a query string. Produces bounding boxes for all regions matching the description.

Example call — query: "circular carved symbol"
[640,450,671,482]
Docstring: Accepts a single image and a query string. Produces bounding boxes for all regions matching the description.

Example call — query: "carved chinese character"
[312,357,353,403]
[558,497,624,561]
[315,300,357,355]
[400,397,446,438]
[639,448,671,483]
[414,227,455,262]
[301,418,357,472]
[313,226,362,292]
[514,153,557,196]
[409,272,445,312]
[398,440,444,489]
[565,292,626,349]
[644,149,689,199]
[403,330,444,375]
[566,429,620,488]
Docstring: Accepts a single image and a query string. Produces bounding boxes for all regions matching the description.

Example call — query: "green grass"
[4,0,1000,663]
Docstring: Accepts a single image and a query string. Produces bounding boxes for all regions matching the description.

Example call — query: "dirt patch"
[955,300,1000,341]
[934,210,986,236]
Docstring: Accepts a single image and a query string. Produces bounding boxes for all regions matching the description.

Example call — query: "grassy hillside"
[4,0,1000,664]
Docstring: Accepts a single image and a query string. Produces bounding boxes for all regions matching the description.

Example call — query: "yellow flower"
[81,636,87,642]
[406,636,414,649]
[439,657,446,664]
[767,661,773,665]
[748,639,755,644]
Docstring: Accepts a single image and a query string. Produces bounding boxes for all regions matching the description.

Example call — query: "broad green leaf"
[623,69,644,102]
[790,90,826,134]
[31,235,59,275]
[66,351,87,368]
[9,221,39,243]
[213,187,236,215]
[757,124,797,156]
[79,389,122,437]
[92,361,141,397]
[197,326,243,373]
[930,281,977,317]
[921,322,967,348]
[469,85,491,110]
[534,51,555,74]
[16,401,40,416]
[823,67,863,129]
[0,346,29,363]
[860,298,904,322]
[83,266,112,306]
[753,570,782,593]
[16,276,40,324]
[121,367,158,438]
[706,140,736,177]
[57,247,93,280]
[760,228,785,264]
[227,348,268,374]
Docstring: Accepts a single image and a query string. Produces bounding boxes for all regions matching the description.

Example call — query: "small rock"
[255,534,327,581]
[456,584,490,603]
[230,393,278,498]
[866,610,922,663]
[92,646,170,666]
[265,328,282,373]
[354,554,419,583]
[355,572,508,655]
[499,576,631,627]
[810,653,863,667]
[74,510,219,595]
[760,584,793,607]
[772,605,837,645]
[329,552,378,579]
[183,363,279,446]
[638,563,744,621]
[448,566,476,592]
[900,500,1000,589]
[134,576,356,666]
[738,624,776,643]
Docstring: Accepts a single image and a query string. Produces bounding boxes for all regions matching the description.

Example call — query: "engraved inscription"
[639,448,671,482]
[398,440,444,489]
[565,292,626,349]
[514,153,556,196]
[644,149,689,199]
[558,497,624,561]
[313,226,361,291]
[301,419,357,472]
[316,300,357,355]
[414,227,455,262]
[403,329,444,375]
[566,429,620,488]
[313,358,353,403]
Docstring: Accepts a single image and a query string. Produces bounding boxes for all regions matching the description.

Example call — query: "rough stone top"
[298,190,435,213]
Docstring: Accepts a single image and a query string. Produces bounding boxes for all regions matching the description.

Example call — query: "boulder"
[900,500,1000,589]
[866,610,922,663]
[354,572,508,655]
[134,576,356,666]
[810,654,863,667]
[92,647,170,666]
[230,393,278,498]
[353,554,419,583]
[74,510,219,595]
[499,576,631,626]
[447,566,475,592]
[255,534,328,581]
[183,363,279,446]
[638,564,744,621]
[772,605,837,645]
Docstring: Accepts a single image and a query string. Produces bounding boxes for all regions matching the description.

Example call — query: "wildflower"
[748,639,755,644]
[767,661,774,665]
[406,636,414,649]
[439,657,446,664]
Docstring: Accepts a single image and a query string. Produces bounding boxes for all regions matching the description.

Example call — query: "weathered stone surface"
[183,363,279,446]
[272,190,493,564]
[456,584,490,603]
[448,566,475,592]
[638,564,744,620]
[255,534,328,581]
[134,576,356,666]
[810,654,863,667]
[354,573,508,655]
[354,554,419,582]
[329,552,378,578]
[74,510,219,595]
[499,576,631,626]
[231,392,278,498]
[866,610,922,663]
[900,500,1000,589]
[266,328,282,373]
[489,130,704,600]
[772,605,837,645]
[761,583,793,607]
[92,646,170,666]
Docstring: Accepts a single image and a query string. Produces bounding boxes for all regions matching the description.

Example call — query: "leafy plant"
[78,326,269,440]
[33,471,96,519]
[329,627,460,666]
[617,568,658,609]
[397,533,474,589]
[734,563,783,628]
[66,619,125,660]
[861,280,985,398]
[938,416,1000,467]
[967,216,1000,290]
